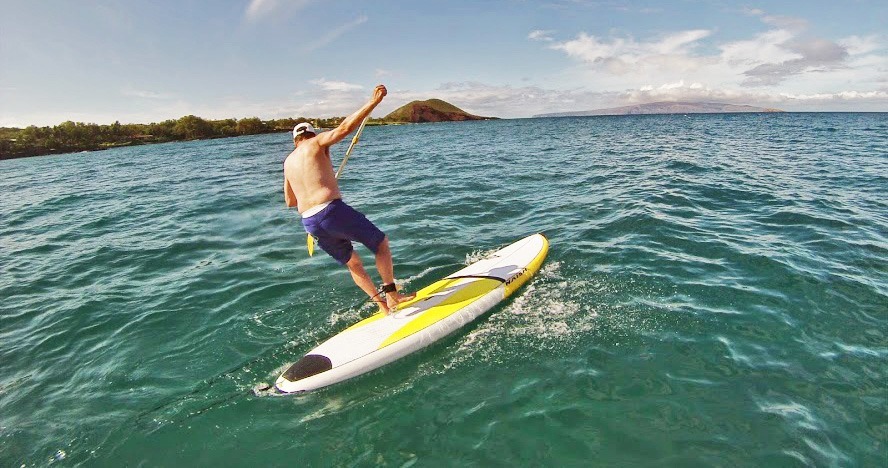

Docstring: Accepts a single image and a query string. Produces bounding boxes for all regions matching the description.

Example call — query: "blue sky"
[1,0,886,126]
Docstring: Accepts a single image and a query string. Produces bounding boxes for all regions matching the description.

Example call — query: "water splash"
[463,248,497,265]
[414,261,601,375]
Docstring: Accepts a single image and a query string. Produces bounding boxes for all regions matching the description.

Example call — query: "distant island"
[384,99,494,123]
[534,101,784,118]
[0,98,494,160]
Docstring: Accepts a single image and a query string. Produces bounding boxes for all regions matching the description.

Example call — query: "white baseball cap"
[293,122,316,138]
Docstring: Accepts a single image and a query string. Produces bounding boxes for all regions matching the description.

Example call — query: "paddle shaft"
[335,116,370,179]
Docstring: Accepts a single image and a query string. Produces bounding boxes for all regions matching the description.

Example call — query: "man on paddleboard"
[283,84,413,313]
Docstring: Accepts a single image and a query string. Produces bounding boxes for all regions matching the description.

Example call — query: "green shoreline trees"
[1,98,491,160]
[0,115,385,160]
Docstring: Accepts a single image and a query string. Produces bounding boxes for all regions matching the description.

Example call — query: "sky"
[1,0,886,126]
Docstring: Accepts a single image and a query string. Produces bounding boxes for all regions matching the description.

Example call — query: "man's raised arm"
[315,85,386,148]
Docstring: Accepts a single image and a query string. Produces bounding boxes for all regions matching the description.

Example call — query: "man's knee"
[376,236,390,255]
[345,251,363,269]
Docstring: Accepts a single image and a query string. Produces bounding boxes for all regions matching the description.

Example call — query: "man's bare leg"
[375,237,415,310]
[345,251,389,313]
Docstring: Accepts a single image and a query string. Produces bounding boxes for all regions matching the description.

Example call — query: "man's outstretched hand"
[373,84,387,103]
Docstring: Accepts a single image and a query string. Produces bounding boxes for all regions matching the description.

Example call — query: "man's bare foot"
[373,298,390,315]
[386,291,416,312]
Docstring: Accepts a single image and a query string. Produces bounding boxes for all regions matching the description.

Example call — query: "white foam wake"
[417,261,600,375]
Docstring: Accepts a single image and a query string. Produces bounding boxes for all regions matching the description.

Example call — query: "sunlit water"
[1,113,886,466]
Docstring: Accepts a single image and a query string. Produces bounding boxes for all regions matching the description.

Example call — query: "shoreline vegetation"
[0,98,495,161]
[0,116,396,161]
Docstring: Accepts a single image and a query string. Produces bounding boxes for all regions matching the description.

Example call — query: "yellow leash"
[307,117,370,256]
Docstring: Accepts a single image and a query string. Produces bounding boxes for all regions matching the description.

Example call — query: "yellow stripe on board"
[378,278,503,348]
[345,235,548,338]
[343,310,387,331]
[342,278,456,333]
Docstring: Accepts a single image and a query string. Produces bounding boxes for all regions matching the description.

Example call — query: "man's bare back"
[283,139,341,213]
[283,85,387,213]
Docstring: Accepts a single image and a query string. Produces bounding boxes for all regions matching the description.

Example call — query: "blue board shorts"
[301,199,386,265]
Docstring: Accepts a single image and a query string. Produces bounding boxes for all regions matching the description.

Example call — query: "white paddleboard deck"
[275,233,549,393]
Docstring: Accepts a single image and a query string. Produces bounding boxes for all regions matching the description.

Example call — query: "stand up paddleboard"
[275,233,549,394]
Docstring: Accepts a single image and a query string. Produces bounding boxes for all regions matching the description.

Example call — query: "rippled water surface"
[1,113,886,466]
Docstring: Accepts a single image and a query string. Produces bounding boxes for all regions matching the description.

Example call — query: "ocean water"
[1,113,886,466]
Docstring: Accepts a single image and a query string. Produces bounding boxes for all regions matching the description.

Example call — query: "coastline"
[3,111,884,161]
[0,116,401,161]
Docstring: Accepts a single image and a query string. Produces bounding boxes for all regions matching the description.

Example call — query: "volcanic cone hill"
[384,99,493,123]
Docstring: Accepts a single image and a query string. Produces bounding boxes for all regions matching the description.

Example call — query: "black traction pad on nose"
[283,354,333,381]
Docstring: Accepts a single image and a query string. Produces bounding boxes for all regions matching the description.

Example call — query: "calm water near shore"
[1,113,886,466]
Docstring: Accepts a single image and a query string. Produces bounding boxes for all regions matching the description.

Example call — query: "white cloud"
[245,0,275,20]
[651,29,711,54]
[614,81,888,111]
[305,15,368,51]
[551,33,618,62]
[839,35,884,56]
[286,92,373,118]
[779,90,888,101]
[528,30,555,42]
[531,7,888,104]
[718,29,798,66]
[121,86,174,100]
[762,15,808,32]
[244,0,310,22]
[742,7,766,16]
[310,79,363,92]
[741,37,849,86]
[550,29,712,74]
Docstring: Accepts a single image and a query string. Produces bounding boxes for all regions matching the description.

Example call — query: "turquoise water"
[1,113,886,466]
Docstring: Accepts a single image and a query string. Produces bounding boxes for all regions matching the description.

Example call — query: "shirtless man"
[283,84,413,313]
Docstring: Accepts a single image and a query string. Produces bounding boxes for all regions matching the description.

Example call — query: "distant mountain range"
[534,101,784,117]
[384,99,494,123]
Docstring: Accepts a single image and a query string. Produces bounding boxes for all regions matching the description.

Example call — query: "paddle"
[335,116,370,179]
[307,116,371,256]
